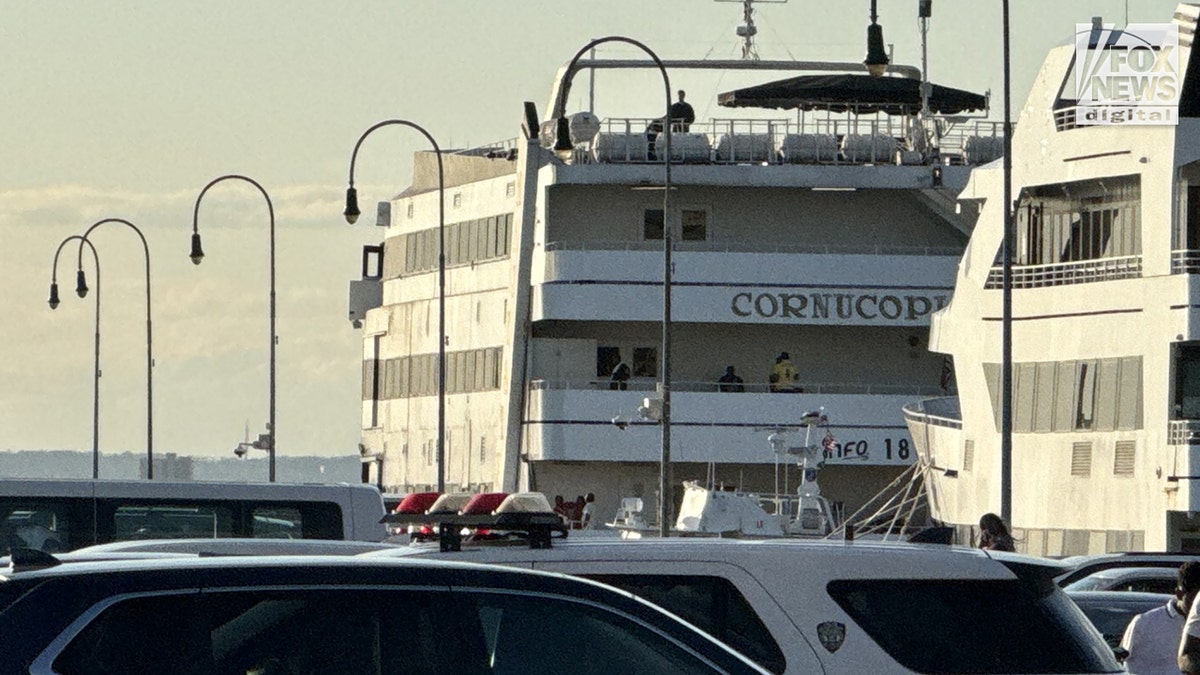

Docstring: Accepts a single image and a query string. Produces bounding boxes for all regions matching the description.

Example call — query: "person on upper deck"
[718,365,745,393]
[669,90,695,132]
[769,353,800,393]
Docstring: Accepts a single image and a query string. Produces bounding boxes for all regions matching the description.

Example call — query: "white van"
[368,538,1120,674]
[0,479,386,553]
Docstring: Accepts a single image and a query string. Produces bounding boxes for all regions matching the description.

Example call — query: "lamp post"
[1000,0,1014,525]
[552,36,673,536]
[189,175,278,482]
[50,235,102,479]
[76,219,153,479]
[344,120,446,492]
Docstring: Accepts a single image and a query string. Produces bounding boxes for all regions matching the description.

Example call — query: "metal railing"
[543,240,962,257]
[530,378,948,397]
[574,116,1005,167]
[1169,419,1200,445]
[902,397,963,429]
[1172,250,1200,274]
[985,255,1142,289]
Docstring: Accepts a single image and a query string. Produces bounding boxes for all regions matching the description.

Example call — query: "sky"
[0,0,1181,461]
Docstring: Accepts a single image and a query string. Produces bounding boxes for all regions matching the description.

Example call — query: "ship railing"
[1169,420,1200,445]
[530,379,948,396]
[984,255,1142,289]
[452,137,520,157]
[1171,250,1200,274]
[902,397,963,429]
[542,240,962,257]
[577,116,1005,167]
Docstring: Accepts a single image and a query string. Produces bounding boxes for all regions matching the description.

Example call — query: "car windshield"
[1063,567,1177,594]
[828,579,1122,673]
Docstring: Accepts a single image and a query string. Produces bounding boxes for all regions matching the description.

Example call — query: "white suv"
[365,538,1120,674]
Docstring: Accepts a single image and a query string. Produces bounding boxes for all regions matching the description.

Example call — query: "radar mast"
[717,0,788,61]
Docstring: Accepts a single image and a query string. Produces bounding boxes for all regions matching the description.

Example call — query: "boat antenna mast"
[717,0,788,61]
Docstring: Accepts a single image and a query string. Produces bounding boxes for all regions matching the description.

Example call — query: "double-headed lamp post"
[189,175,278,482]
[344,120,446,492]
[552,36,673,536]
[75,219,153,479]
[49,235,102,479]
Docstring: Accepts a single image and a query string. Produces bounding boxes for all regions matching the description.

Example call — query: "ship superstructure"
[906,4,1200,554]
[350,47,999,521]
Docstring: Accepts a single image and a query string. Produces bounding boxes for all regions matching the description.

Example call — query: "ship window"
[1117,357,1142,429]
[597,347,622,377]
[446,352,459,394]
[1187,185,1200,250]
[633,347,658,378]
[452,192,462,208]
[485,217,498,258]
[1054,363,1078,431]
[681,209,707,241]
[1075,362,1097,430]
[499,214,512,256]
[407,202,414,219]
[1093,359,1120,431]
[1033,362,1056,432]
[644,209,665,240]
[398,358,409,398]
[476,217,489,261]
[1015,364,1036,433]
[506,181,516,198]
[465,351,477,391]
[1174,346,1200,418]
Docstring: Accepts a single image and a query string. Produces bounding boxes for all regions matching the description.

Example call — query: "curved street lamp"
[76,218,153,479]
[344,120,446,492]
[50,235,102,479]
[553,36,673,536]
[190,174,278,482]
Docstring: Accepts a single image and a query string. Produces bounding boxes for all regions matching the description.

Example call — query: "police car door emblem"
[816,621,845,653]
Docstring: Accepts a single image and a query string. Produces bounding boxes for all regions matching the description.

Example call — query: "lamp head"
[189,232,205,265]
[75,270,89,298]
[864,21,889,77]
[344,186,361,224]
[48,282,60,310]
[552,116,573,153]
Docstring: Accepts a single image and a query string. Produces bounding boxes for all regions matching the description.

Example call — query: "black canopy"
[717,74,988,115]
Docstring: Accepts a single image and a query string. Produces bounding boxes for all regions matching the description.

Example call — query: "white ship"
[906,4,1200,555]
[349,7,1001,523]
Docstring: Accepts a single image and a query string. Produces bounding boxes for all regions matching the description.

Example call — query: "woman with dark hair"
[978,512,1015,551]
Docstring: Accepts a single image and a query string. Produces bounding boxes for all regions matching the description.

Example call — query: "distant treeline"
[0,450,361,484]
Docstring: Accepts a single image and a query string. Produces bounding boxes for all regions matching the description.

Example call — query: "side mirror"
[1112,646,1129,663]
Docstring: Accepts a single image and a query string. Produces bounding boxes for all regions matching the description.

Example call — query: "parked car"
[364,537,1123,674]
[1067,590,1172,649]
[1064,566,1179,594]
[1056,552,1197,587]
[0,553,769,675]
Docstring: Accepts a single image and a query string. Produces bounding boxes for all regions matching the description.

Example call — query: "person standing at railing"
[669,90,695,132]
[610,360,631,391]
[769,352,800,393]
[718,365,745,393]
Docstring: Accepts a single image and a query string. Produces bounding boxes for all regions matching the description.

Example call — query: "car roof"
[1066,590,1174,604]
[0,554,769,674]
[1056,553,1197,586]
[70,538,403,556]
[367,537,1068,580]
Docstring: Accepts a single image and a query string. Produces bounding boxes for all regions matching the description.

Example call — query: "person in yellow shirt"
[769,352,800,393]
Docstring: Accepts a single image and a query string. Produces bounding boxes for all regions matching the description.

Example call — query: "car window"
[827,579,1120,674]
[586,573,787,674]
[1126,578,1176,594]
[51,586,731,675]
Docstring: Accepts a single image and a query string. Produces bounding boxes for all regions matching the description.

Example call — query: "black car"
[1067,590,1172,649]
[0,552,769,675]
